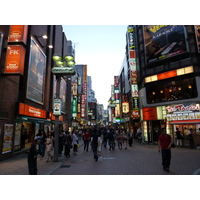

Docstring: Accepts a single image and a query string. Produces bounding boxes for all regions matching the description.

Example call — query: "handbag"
[171,143,175,148]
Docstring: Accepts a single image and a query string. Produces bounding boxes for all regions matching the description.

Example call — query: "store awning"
[170,120,200,125]
[15,116,52,124]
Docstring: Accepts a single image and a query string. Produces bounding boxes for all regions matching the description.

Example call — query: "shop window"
[146,77,197,104]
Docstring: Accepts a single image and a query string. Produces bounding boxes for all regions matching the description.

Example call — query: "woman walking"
[45,132,53,162]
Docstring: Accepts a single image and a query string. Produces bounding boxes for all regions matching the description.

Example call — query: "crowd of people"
[27,127,134,175]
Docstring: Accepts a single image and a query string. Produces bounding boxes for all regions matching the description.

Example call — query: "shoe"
[125,147,127,150]
[95,156,98,161]
[166,168,170,172]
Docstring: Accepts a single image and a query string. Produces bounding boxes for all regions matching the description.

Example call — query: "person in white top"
[72,131,79,155]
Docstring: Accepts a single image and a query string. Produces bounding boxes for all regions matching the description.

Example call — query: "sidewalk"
[0,139,84,175]
[0,140,200,175]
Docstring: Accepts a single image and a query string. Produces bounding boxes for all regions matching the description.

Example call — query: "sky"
[63,25,128,108]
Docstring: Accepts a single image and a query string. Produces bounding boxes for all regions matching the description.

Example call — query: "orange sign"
[143,107,157,121]
[157,70,177,80]
[8,25,28,43]
[19,103,46,119]
[4,45,26,74]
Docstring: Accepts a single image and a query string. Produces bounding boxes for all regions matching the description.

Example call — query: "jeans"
[93,144,98,160]
[161,149,171,169]
[84,140,90,151]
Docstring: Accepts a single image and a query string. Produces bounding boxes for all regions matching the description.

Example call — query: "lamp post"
[52,53,76,162]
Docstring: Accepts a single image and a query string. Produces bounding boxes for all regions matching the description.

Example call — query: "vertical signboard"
[4,45,26,74]
[81,65,87,119]
[2,124,14,154]
[143,25,187,63]
[53,99,62,116]
[60,78,66,114]
[26,37,46,104]
[194,25,200,53]
[127,25,139,119]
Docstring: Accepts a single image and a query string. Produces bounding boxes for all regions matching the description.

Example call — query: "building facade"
[135,25,200,145]
[0,25,75,160]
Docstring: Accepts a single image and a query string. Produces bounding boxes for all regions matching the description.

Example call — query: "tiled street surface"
[0,141,200,175]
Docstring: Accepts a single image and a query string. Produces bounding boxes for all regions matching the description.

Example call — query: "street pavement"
[0,140,200,175]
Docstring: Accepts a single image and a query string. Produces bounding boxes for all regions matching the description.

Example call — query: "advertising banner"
[2,124,13,154]
[60,78,66,114]
[26,37,46,104]
[194,25,200,53]
[8,25,28,44]
[4,45,26,74]
[143,25,187,63]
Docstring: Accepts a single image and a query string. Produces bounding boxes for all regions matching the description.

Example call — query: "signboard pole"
[54,76,61,162]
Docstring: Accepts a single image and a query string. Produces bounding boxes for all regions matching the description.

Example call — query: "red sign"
[143,107,157,121]
[19,103,46,118]
[4,45,26,74]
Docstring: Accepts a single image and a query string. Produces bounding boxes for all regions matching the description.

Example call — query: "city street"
[0,141,199,175]
[52,141,200,175]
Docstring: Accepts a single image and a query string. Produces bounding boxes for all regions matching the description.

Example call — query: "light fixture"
[35,34,48,39]
[188,84,192,89]
[152,91,155,95]
[53,54,62,62]
[178,87,181,91]
[169,88,172,92]
[160,90,163,93]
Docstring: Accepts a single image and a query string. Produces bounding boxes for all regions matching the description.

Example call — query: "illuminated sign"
[19,103,46,118]
[4,45,26,75]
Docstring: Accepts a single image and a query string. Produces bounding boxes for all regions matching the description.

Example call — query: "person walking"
[188,128,195,149]
[123,129,128,150]
[27,136,41,175]
[128,130,133,147]
[90,129,99,161]
[64,131,72,158]
[72,131,79,155]
[45,132,53,162]
[98,132,103,157]
[175,127,182,147]
[37,130,47,160]
[83,129,91,152]
[116,129,123,150]
[158,128,173,172]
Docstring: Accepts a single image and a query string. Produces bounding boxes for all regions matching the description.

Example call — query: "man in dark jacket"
[90,129,99,161]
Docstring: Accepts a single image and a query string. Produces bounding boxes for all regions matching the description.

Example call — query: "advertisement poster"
[2,124,13,154]
[194,25,200,53]
[26,37,46,104]
[143,25,187,63]
[14,122,21,150]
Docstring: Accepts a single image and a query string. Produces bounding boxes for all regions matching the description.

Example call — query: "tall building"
[135,25,200,145]
[0,25,75,160]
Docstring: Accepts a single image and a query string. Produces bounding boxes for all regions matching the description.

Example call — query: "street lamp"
[52,53,76,162]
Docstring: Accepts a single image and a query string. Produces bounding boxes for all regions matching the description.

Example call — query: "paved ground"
[0,141,200,175]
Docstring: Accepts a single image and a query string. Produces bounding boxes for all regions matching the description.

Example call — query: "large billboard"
[26,37,46,104]
[143,25,187,63]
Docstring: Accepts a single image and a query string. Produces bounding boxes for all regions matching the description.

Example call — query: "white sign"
[53,99,61,115]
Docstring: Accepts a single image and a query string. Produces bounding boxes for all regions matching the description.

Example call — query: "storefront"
[140,106,167,144]
[14,103,52,151]
[166,103,200,146]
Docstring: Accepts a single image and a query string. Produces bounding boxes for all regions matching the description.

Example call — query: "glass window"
[146,77,197,104]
